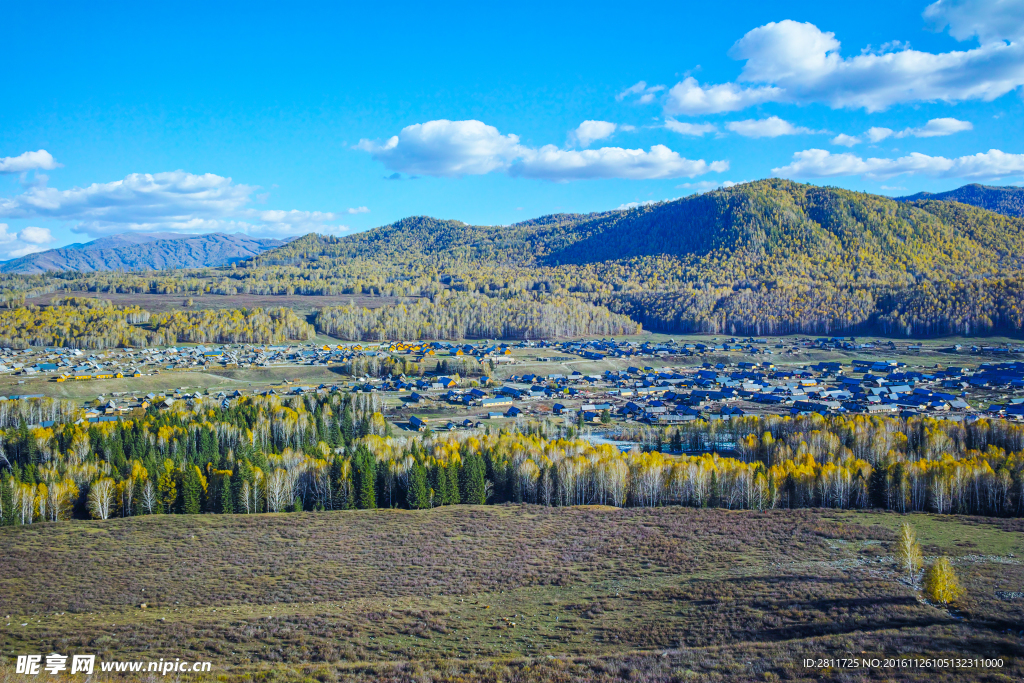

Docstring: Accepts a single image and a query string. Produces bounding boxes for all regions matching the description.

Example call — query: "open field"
[0,366,349,401]
[1,507,1022,682]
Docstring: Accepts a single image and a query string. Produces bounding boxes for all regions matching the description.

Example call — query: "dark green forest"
[898,183,1024,217]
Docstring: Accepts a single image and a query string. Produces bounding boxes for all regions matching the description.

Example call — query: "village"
[1,334,1024,432]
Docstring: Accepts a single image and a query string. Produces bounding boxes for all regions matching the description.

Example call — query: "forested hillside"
[4,179,1024,339]
[247,179,1024,336]
[898,183,1024,217]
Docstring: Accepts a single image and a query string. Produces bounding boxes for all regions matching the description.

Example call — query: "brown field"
[1,506,1022,682]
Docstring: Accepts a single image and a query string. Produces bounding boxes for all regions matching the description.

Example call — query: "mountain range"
[6,182,1021,276]
[247,179,1024,336]
[1,232,286,274]
[896,183,1024,217]
[258,179,1024,287]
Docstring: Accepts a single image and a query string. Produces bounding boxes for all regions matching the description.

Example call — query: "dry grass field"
[1,506,1022,682]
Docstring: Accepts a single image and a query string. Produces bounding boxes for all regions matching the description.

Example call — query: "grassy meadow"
[1,506,1022,682]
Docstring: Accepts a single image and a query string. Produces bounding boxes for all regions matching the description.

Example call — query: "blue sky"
[2,0,1024,259]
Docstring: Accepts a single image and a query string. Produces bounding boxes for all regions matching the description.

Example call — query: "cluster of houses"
[394,358,1024,430]
[1,340,525,383]
[9,336,1024,432]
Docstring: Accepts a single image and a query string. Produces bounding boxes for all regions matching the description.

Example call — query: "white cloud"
[616,81,666,104]
[834,117,973,146]
[0,170,349,237]
[570,120,618,148]
[0,171,253,233]
[664,120,717,136]
[664,77,782,116]
[866,127,895,143]
[358,119,727,181]
[676,179,747,193]
[0,223,54,260]
[656,15,1024,115]
[616,181,749,207]
[346,206,370,214]
[831,133,861,147]
[924,0,1024,43]
[616,199,667,210]
[0,150,60,173]
[355,120,521,176]
[17,226,52,244]
[896,117,974,137]
[725,116,817,138]
[773,147,1024,179]
[512,145,728,181]
[247,209,341,235]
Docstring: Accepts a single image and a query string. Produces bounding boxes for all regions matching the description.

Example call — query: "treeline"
[0,299,315,350]
[5,395,1024,523]
[0,297,171,350]
[601,277,1024,337]
[877,277,1024,336]
[151,307,315,344]
[315,292,641,341]
[601,285,878,335]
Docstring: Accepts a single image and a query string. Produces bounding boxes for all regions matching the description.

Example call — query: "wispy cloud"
[616,81,666,104]
[774,148,1024,179]
[664,120,717,136]
[832,117,973,146]
[725,116,820,138]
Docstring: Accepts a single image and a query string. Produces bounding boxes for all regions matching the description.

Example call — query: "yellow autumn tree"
[923,557,964,606]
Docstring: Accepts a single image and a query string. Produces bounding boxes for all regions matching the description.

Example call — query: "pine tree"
[230,464,244,513]
[670,429,682,453]
[460,453,486,505]
[438,464,457,505]
[328,418,342,448]
[341,404,355,444]
[353,446,377,509]
[407,462,429,509]
[868,462,888,508]
[182,465,202,514]
[219,474,234,514]
[0,471,15,526]
[329,456,344,510]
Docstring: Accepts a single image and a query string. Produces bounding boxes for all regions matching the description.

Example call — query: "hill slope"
[245,179,1024,337]
[897,183,1024,217]
[2,232,286,274]
[259,179,1024,286]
